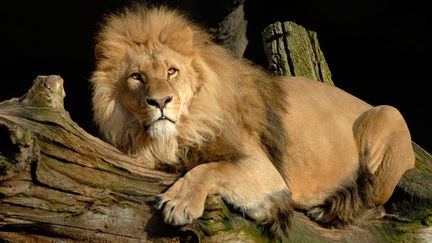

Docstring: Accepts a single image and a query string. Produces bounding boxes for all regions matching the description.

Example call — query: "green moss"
[195,196,275,242]
[372,220,432,242]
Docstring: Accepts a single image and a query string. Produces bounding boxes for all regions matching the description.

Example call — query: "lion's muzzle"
[146,96,173,110]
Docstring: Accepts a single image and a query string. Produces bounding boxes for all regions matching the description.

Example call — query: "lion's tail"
[306,163,376,227]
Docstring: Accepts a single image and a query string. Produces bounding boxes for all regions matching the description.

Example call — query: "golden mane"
[91,6,272,169]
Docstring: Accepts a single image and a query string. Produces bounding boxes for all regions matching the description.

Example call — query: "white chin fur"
[147,120,177,139]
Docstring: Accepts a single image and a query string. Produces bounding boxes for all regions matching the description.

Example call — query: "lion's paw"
[155,177,207,226]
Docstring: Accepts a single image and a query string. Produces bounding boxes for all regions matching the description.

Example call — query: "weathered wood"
[0,76,274,242]
[0,76,167,242]
[262,21,432,242]
[262,21,334,85]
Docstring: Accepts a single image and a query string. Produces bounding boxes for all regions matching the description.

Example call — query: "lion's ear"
[160,24,193,52]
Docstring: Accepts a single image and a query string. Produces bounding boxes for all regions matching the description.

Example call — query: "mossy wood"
[0,21,430,242]
[0,76,273,242]
[262,21,334,85]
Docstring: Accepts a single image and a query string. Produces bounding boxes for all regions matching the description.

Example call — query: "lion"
[90,6,415,240]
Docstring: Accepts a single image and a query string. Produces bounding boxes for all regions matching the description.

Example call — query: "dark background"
[0,1,430,152]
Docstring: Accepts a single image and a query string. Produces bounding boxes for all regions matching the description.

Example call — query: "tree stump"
[262,21,334,85]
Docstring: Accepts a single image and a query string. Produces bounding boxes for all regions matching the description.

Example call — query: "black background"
[0,1,430,152]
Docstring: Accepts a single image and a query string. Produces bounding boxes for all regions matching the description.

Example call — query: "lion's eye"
[167,67,178,78]
[130,72,143,82]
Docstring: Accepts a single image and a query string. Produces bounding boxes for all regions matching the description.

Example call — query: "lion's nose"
[146,96,173,110]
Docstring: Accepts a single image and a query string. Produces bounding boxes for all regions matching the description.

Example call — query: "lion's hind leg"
[308,105,415,227]
[354,105,415,205]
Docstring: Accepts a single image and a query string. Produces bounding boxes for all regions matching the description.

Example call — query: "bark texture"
[0,76,276,242]
[262,21,334,85]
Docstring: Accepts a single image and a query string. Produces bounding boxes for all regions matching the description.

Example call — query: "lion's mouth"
[144,115,176,130]
[156,115,175,123]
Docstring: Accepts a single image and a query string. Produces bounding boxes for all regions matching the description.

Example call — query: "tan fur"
[90,6,415,239]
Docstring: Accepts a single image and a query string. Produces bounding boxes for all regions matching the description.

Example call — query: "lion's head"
[90,6,237,168]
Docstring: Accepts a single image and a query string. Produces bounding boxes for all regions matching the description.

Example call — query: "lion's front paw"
[155,177,208,226]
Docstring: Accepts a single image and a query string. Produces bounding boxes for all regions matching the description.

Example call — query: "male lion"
[90,6,415,239]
